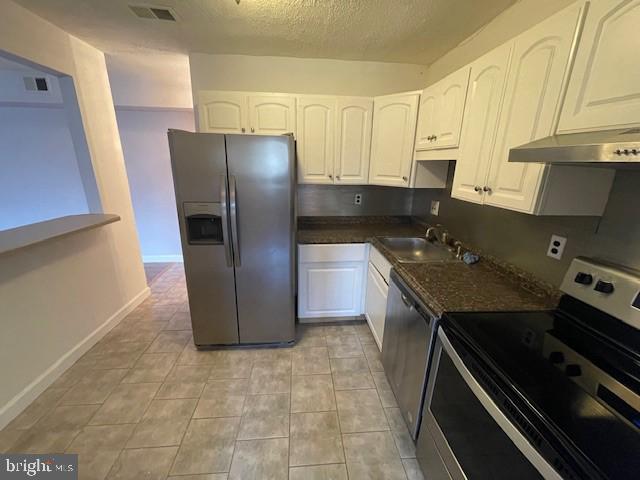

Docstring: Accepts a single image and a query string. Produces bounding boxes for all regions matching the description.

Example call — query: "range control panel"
[561,257,640,330]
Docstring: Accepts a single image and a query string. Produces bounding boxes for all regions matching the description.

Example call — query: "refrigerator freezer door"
[225,134,296,344]
[168,130,239,345]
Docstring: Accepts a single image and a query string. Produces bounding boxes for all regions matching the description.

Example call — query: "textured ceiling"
[14,0,517,64]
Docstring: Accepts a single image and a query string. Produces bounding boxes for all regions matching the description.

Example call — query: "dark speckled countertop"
[298,216,560,317]
[297,216,426,244]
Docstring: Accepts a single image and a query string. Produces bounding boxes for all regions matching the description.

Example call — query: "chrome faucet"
[425,224,442,243]
[453,240,464,259]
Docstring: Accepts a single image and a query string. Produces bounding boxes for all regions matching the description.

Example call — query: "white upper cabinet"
[416,67,470,152]
[297,96,336,184]
[452,43,513,203]
[415,86,439,151]
[248,94,296,135]
[485,3,584,213]
[198,91,247,133]
[197,91,295,135]
[369,92,420,187]
[436,68,471,149]
[452,3,615,216]
[559,0,640,133]
[335,97,373,184]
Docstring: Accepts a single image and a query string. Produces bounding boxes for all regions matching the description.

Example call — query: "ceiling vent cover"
[129,4,177,21]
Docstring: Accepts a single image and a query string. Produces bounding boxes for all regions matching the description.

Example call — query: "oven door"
[416,328,563,480]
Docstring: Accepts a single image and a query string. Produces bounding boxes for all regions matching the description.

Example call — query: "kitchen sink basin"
[378,237,458,263]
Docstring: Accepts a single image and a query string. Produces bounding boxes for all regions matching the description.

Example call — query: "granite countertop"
[297,216,426,244]
[298,216,561,316]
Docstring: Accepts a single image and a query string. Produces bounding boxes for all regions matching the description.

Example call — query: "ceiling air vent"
[23,76,48,92]
[129,4,177,21]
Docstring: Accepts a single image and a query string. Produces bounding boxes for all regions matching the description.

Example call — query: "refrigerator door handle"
[229,175,241,267]
[220,174,233,267]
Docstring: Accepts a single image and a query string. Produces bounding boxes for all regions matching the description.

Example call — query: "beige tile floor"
[0,264,424,480]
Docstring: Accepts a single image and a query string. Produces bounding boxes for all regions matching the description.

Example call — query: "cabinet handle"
[241,128,245,133]
[433,135,437,141]
[336,175,340,180]
[328,174,333,179]
[483,186,492,193]
[474,185,482,192]
[251,127,255,133]
[402,176,408,182]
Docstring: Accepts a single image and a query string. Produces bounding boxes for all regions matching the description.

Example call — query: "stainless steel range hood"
[509,127,640,165]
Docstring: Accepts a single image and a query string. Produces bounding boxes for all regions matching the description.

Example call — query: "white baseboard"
[0,286,150,430]
[143,255,183,263]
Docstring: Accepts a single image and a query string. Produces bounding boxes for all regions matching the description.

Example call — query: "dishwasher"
[382,270,439,440]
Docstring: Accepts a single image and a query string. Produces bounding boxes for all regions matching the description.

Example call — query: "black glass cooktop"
[444,296,640,480]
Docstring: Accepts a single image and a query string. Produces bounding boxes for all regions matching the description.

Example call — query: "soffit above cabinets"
[14,0,516,64]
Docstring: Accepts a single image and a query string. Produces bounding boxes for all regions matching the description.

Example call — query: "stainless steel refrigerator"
[168,130,296,346]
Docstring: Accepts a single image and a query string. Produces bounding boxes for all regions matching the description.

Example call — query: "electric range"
[417,257,640,479]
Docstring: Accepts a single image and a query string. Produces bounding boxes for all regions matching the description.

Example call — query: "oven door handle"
[438,329,563,480]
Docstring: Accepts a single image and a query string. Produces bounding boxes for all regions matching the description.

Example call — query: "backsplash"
[298,184,414,217]
[412,164,640,286]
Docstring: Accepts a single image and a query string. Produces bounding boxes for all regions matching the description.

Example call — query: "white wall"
[423,0,576,85]
[0,106,89,229]
[189,53,428,97]
[0,67,63,104]
[106,52,193,109]
[0,1,148,428]
[116,108,194,261]
[105,52,194,262]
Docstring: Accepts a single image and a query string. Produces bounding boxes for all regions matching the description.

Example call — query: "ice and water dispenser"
[183,203,224,245]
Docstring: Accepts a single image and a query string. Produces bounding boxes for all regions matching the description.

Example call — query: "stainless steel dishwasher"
[382,270,439,439]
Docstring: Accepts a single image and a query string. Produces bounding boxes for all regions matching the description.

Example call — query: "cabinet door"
[335,97,373,185]
[197,91,247,133]
[451,43,512,204]
[369,93,420,187]
[297,96,336,184]
[415,85,439,151]
[365,262,388,351]
[298,262,364,318]
[559,0,640,132]
[248,94,296,135]
[434,67,470,149]
[486,3,584,213]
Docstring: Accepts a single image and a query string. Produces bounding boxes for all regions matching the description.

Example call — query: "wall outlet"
[354,193,362,205]
[430,200,440,216]
[547,234,567,260]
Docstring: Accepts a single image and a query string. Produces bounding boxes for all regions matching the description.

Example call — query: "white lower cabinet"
[364,262,388,351]
[364,245,393,350]
[298,244,368,319]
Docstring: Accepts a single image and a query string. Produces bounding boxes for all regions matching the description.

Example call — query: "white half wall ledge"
[0,213,120,257]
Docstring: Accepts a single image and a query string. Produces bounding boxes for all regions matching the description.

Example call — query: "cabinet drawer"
[369,245,392,283]
[298,243,368,263]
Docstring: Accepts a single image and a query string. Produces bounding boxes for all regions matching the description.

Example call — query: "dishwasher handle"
[401,293,413,309]
[390,270,436,325]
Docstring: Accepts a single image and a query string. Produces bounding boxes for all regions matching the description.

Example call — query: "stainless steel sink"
[378,237,458,263]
